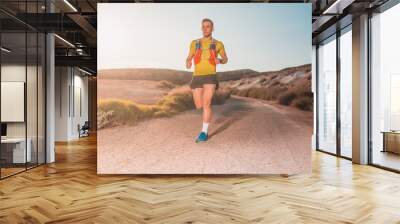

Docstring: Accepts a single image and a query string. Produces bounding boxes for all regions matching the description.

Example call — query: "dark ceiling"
[0,0,391,74]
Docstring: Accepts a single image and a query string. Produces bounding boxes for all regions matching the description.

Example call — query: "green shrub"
[247,88,265,99]
[213,89,231,105]
[293,96,313,111]
[278,91,296,105]
[262,86,287,101]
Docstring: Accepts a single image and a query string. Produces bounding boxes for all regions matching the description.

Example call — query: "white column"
[46,32,55,163]
[352,14,369,164]
[45,0,56,163]
[54,67,73,141]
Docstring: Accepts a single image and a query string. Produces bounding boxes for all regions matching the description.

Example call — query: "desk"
[381,131,400,154]
[1,138,32,163]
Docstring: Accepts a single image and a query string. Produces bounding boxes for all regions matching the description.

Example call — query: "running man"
[186,18,228,143]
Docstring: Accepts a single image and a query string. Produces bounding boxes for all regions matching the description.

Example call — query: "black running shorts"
[189,74,219,89]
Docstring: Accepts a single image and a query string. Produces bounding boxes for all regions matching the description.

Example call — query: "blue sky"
[98,3,311,72]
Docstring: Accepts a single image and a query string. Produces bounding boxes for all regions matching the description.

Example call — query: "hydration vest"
[194,38,217,66]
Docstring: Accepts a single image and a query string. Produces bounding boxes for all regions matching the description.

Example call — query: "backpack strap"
[208,38,217,66]
[209,38,216,50]
[194,39,202,65]
[195,39,201,50]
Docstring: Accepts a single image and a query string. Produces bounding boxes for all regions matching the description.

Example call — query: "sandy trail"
[97,96,312,174]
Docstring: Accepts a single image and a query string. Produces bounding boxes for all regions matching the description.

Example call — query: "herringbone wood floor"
[1,134,400,224]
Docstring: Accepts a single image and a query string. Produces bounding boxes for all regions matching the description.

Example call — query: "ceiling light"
[63,0,78,12]
[1,47,11,53]
[78,67,93,76]
[54,34,75,48]
[323,0,354,15]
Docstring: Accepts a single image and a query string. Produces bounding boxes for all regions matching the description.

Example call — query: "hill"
[221,64,312,111]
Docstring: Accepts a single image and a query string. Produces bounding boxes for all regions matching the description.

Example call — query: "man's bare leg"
[201,84,216,134]
[192,88,203,109]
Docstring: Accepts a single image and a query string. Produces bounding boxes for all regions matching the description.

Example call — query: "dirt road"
[97,95,312,174]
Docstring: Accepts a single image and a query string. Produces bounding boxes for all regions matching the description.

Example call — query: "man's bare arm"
[218,50,228,64]
[186,54,194,69]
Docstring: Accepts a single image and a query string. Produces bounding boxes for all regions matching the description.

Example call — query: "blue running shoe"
[196,132,208,143]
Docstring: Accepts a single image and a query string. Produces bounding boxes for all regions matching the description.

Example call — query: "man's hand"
[215,58,221,65]
[186,58,192,69]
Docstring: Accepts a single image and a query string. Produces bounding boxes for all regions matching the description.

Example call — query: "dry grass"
[98,87,231,129]
[157,80,176,89]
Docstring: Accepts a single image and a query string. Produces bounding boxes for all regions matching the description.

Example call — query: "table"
[381,131,400,154]
[1,138,32,164]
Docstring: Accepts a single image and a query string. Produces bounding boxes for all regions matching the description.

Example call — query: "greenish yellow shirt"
[189,38,225,76]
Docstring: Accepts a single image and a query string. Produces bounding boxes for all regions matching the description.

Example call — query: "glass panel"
[371,4,400,171]
[0,1,46,179]
[27,31,38,169]
[339,28,352,158]
[1,31,27,177]
[317,35,337,154]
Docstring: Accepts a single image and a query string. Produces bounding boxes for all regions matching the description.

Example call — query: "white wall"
[1,65,26,138]
[54,67,89,141]
[1,65,38,138]
[1,63,46,164]
[71,73,89,138]
[55,66,70,141]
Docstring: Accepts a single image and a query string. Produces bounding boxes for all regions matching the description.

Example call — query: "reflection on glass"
[340,28,352,158]
[0,2,47,179]
[390,75,400,130]
[1,32,27,177]
[371,3,400,171]
[27,31,38,169]
[318,36,337,154]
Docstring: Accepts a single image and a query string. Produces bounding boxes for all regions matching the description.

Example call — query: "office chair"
[79,121,90,138]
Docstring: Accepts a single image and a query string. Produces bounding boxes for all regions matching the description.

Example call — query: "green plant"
[293,96,313,111]
[278,91,296,105]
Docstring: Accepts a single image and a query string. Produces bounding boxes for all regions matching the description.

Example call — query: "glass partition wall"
[0,31,28,177]
[370,3,400,171]
[317,35,337,155]
[0,4,46,179]
[339,26,352,159]
[316,25,353,159]
[316,1,400,171]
